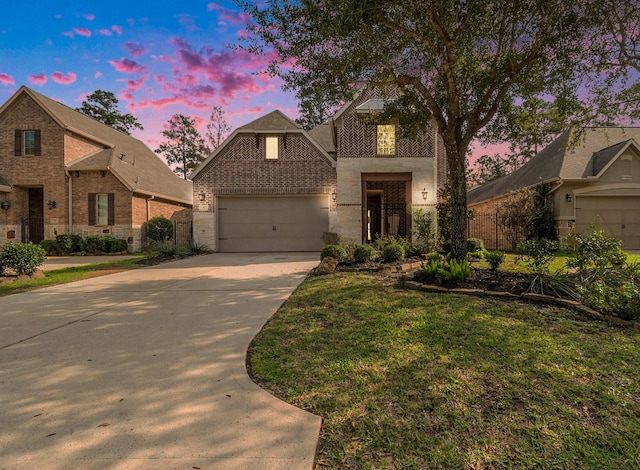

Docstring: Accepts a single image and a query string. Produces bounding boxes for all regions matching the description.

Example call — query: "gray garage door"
[218,196,329,252]
[576,196,640,250]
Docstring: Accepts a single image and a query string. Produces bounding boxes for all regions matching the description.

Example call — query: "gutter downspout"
[64,168,73,234]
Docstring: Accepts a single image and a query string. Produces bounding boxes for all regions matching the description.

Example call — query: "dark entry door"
[24,188,44,243]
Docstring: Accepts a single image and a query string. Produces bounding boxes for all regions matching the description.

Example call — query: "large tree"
[237,0,637,260]
[155,114,209,180]
[77,90,143,135]
[205,105,232,151]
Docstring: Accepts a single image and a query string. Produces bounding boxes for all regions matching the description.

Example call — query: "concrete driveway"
[0,253,322,469]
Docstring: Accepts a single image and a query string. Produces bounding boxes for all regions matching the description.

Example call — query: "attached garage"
[575,196,640,250]
[217,195,329,252]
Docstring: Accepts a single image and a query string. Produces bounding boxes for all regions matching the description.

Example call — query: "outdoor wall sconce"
[47,200,57,210]
[422,189,429,200]
[566,193,573,202]
[331,191,337,201]
[0,201,9,210]
[198,191,206,201]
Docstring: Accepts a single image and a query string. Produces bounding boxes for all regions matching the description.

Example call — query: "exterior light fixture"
[47,200,57,210]
[331,191,337,201]
[421,190,428,200]
[566,193,573,202]
[0,201,9,210]
[198,191,206,201]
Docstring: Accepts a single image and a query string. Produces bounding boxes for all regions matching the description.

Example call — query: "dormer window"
[621,155,632,180]
[265,136,279,160]
[377,125,395,155]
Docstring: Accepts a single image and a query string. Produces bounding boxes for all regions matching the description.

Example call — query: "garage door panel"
[218,196,328,252]
[576,196,640,250]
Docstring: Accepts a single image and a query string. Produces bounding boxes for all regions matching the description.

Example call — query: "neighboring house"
[467,127,640,250]
[0,86,192,251]
[191,86,445,252]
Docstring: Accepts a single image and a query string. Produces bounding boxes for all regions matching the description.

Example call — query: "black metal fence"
[21,217,44,244]
[173,220,193,247]
[467,212,525,251]
[367,203,409,240]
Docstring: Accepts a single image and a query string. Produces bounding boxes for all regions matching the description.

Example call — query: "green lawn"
[249,272,640,469]
[0,257,144,296]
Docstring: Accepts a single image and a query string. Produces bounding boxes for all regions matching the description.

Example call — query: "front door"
[24,188,44,243]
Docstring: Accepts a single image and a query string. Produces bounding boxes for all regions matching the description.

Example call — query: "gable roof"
[0,86,192,205]
[468,127,640,206]
[190,109,336,180]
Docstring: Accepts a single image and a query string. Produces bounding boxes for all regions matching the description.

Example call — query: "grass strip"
[249,272,640,469]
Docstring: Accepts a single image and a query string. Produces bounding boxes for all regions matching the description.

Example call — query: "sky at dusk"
[0,1,298,150]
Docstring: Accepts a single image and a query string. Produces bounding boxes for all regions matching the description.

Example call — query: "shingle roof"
[468,127,640,205]
[3,86,192,205]
[308,123,336,155]
[238,109,301,131]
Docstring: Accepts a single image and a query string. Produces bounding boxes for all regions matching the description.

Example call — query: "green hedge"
[0,242,47,276]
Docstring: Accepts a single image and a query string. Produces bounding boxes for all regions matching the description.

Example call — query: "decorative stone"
[420,284,450,293]
[450,288,484,296]
[403,280,422,291]
[314,257,339,275]
[485,290,520,299]
[521,293,557,303]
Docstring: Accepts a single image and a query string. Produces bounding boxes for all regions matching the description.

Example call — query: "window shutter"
[88,193,96,225]
[34,130,41,156]
[108,193,115,225]
[14,130,21,156]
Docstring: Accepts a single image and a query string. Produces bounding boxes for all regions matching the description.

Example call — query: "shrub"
[485,250,506,270]
[55,234,84,254]
[0,242,47,276]
[321,245,347,262]
[419,259,442,278]
[467,238,485,253]
[39,239,60,255]
[147,216,174,242]
[516,238,557,275]
[566,227,627,282]
[441,258,473,281]
[382,243,405,263]
[580,279,640,321]
[84,235,109,253]
[106,237,128,253]
[413,208,436,253]
[353,244,377,263]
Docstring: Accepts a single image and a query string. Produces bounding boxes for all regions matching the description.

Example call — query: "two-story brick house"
[191,86,445,252]
[0,86,192,251]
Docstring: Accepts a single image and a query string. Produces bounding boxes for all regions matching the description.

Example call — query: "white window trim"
[23,130,36,156]
[96,193,109,226]
[265,136,279,160]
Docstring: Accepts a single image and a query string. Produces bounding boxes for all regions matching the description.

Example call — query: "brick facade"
[0,89,192,251]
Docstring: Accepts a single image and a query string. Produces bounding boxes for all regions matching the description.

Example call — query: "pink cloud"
[84,13,95,21]
[62,31,75,38]
[207,3,252,25]
[0,73,15,85]
[109,57,148,74]
[124,42,147,59]
[50,71,77,84]
[126,77,146,92]
[94,71,103,79]
[177,14,199,32]
[98,29,112,36]
[73,27,92,38]
[112,25,123,36]
[28,73,47,86]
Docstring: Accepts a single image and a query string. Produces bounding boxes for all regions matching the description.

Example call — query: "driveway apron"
[0,253,322,469]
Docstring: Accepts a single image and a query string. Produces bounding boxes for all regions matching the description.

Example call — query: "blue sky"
[0,1,297,149]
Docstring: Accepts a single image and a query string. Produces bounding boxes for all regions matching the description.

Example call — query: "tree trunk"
[443,140,468,261]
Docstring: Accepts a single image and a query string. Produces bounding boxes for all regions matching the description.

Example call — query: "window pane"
[265,136,279,160]
[96,194,109,225]
[377,125,395,155]
[24,131,35,155]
